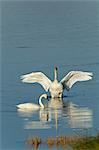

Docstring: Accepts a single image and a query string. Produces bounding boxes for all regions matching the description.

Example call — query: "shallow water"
[1,1,99,150]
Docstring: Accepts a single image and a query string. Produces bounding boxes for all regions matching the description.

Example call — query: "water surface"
[1,1,99,150]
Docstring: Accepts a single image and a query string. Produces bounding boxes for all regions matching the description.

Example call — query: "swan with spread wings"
[20,67,93,98]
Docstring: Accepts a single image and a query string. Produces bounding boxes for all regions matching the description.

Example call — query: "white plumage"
[21,72,51,91]
[61,71,93,90]
[20,67,93,98]
[16,94,48,111]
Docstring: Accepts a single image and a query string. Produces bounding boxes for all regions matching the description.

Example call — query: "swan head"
[54,66,58,80]
[39,94,48,99]
[55,66,58,71]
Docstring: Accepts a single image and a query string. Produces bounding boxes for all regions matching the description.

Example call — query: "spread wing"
[60,71,93,91]
[20,72,52,91]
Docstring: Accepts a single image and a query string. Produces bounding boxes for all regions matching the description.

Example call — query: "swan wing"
[20,72,52,91]
[60,71,93,90]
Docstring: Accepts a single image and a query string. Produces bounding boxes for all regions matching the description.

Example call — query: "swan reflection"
[17,97,93,130]
[67,102,93,129]
[24,121,51,129]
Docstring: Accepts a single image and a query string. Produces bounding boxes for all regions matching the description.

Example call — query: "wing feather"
[20,72,52,91]
[60,71,93,90]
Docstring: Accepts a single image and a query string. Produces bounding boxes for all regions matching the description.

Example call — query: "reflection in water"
[48,97,63,109]
[17,109,38,117]
[17,97,93,131]
[25,121,51,129]
[67,102,93,129]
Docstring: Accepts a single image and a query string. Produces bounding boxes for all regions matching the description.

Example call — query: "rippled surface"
[17,99,93,130]
[1,1,99,150]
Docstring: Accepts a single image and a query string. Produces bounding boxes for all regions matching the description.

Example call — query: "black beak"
[55,66,58,70]
[47,95,51,101]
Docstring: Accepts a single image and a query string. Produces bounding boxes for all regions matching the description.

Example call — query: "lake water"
[1,1,99,150]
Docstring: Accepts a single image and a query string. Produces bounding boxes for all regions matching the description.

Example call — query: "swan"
[20,67,93,98]
[16,94,48,111]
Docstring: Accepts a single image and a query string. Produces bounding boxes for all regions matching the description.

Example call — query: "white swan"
[16,94,48,111]
[20,67,93,98]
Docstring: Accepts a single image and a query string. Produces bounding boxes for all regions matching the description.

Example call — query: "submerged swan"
[16,94,48,111]
[21,67,93,98]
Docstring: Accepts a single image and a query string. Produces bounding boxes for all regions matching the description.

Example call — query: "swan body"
[21,67,93,98]
[16,94,47,111]
[49,80,63,98]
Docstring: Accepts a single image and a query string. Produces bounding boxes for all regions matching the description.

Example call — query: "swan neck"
[39,96,44,108]
[54,67,58,80]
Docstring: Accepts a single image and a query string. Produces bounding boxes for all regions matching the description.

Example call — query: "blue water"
[1,1,99,150]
